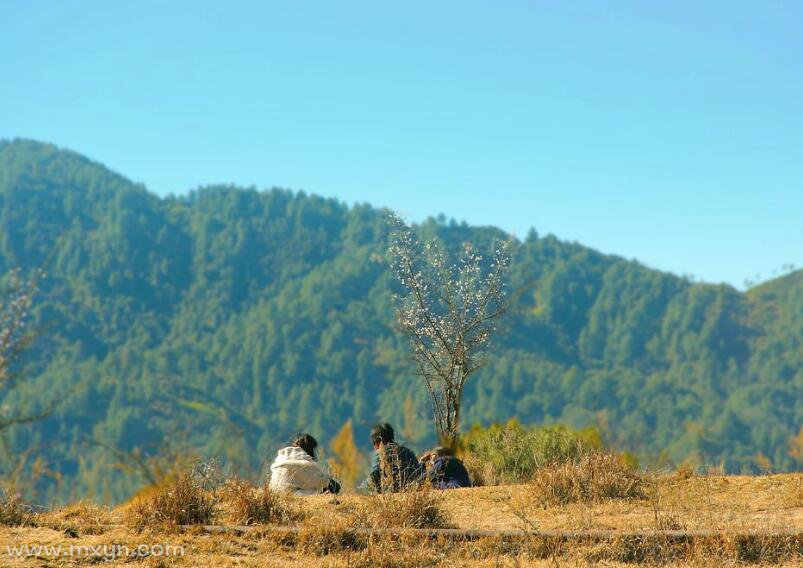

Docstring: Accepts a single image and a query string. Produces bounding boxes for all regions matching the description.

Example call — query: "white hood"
[273,446,317,466]
[269,446,329,495]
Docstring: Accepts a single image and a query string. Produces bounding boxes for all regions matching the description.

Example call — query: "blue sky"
[2,1,801,288]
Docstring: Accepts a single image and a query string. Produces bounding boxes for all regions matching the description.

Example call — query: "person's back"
[427,454,471,489]
[373,441,422,492]
[367,423,423,492]
[269,434,335,495]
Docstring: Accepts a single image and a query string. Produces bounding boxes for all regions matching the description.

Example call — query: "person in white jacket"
[269,434,339,495]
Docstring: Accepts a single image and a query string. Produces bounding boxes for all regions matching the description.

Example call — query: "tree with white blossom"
[388,215,511,448]
[0,268,44,432]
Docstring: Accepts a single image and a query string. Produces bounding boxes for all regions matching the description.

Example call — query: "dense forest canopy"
[0,139,800,503]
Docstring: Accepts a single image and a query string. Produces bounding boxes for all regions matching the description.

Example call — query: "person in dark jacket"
[368,423,423,492]
[421,446,471,489]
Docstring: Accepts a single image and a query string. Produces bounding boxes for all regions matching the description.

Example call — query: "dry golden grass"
[0,492,33,527]
[0,525,800,566]
[788,475,803,508]
[434,473,803,533]
[0,473,800,566]
[125,473,215,530]
[528,450,647,506]
[289,487,450,559]
[295,516,367,557]
[216,478,303,525]
[359,487,450,529]
[39,501,116,535]
[0,525,799,567]
[345,537,442,567]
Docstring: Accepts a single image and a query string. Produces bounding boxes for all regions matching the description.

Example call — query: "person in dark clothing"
[368,423,423,492]
[421,446,471,489]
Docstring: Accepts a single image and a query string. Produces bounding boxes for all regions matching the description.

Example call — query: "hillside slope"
[0,139,800,502]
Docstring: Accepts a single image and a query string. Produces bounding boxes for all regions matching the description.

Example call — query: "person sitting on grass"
[421,446,471,489]
[368,422,423,493]
[269,433,341,495]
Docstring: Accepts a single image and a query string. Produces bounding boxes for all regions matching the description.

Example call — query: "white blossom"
[387,214,511,445]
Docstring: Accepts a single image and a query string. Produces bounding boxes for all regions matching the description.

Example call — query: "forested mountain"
[1,139,800,503]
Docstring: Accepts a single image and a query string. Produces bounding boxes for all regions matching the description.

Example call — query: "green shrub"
[461,421,602,485]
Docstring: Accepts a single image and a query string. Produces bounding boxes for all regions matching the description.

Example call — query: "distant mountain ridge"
[1,139,800,502]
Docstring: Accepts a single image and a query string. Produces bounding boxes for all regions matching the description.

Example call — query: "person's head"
[291,433,318,460]
[432,446,454,458]
[370,422,395,449]
[422,446,452,465]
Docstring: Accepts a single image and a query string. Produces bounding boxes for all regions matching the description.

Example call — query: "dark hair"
[291,433,318,460]
[433,446,454,457]
[370,422,395,445]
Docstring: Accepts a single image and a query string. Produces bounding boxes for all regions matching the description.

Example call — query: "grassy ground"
[1,473,800,566]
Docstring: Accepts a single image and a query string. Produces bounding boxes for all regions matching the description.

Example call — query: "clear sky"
[2,1,801,288]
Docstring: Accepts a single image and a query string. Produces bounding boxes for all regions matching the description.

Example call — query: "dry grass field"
[1,472,801,567]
